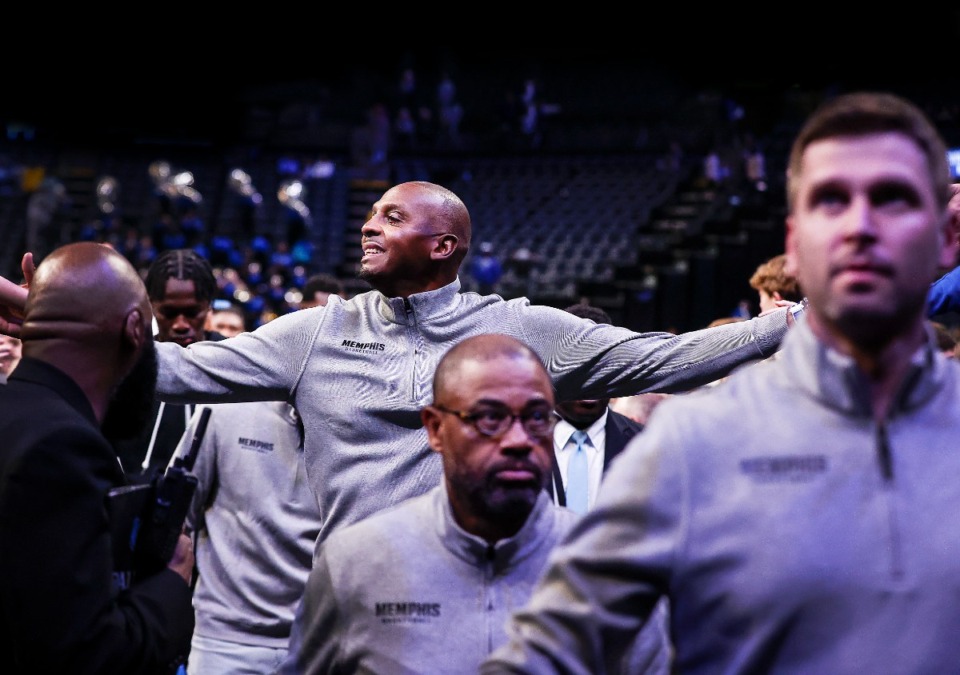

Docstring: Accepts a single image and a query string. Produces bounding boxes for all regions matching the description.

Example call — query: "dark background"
[7,11,959,148]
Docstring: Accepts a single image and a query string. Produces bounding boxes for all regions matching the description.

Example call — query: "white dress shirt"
[553,411,607,510]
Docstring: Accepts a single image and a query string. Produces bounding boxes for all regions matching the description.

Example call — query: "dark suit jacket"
[0,357,194,674]
[548,408,644,506]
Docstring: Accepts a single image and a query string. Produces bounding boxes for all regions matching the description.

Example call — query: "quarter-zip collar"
[783,321,944,419]
[375,278,462,325]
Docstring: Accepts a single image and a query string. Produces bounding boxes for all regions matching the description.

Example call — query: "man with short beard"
[0,242,194,674]
[484,92,960,674]
[277,334,576,674]
[101,336,159,441]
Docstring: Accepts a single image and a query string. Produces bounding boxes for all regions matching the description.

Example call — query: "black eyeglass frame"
[432,403,556,438]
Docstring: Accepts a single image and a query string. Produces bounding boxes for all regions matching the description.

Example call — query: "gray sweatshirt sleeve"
[515,302,788,401]
[155,307,319,403]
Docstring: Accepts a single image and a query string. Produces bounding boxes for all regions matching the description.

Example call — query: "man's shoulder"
[0,399,117,483]
[0,378,92,433]
[607,408,644,434]
[324,490,435,551]
[547,501,581,535]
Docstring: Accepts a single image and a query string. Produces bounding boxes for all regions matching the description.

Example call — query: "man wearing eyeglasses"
[278,334,580,674]
[113,249,225,483]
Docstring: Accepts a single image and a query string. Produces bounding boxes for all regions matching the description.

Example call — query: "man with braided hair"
[114,248,224,482]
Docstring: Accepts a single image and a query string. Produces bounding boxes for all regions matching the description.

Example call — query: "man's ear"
[939,198,960,269]
[783,215,799,278]
[122,308,147,353]
[421,406,444,455]
[431,234,459,261]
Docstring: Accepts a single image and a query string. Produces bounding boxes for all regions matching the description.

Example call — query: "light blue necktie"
[566,430,590,514]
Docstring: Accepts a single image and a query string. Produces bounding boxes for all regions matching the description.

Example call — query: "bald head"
[426,333,555,544]
[433,334,548,403]
[359,181,473,297]
[417,181,471,252]
[24,242,150,346]
[21,243,153,423]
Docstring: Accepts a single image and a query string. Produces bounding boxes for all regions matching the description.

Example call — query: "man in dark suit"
[547,304,672,671]
[549,304,645,512]
[0,242,195,674]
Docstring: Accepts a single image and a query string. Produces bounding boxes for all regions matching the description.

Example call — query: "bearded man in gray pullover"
[277,333,670,674]
[0,181,791,547]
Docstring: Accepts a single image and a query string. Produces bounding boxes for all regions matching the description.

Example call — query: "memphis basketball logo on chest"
[339,339,386,353]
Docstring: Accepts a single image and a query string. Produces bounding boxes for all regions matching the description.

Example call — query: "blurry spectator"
[469,241,504,295]
[179,203,206,248]
[268,240,295,283]
[116,225,144,264]
[609,393,672,427]
[748,252,804,314]
[393,106,418,153]
[206,302,247,338]
[396,66,418,108]
[300,273,346,309]
[0,334,21,384]
[702,148,726,187]
[289,264,309,289]
[507,246,541,279]
[350,102,391,180]
[394,66,433,145]
[516,78,560,150]
[924,183,960,317]
[932,321,957,358]
[158,213,188,251]
[281,190,312,248]
[25,176,68,264]
[519,79,542,149]
[435,70,464,150]
[743,135,768,189]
